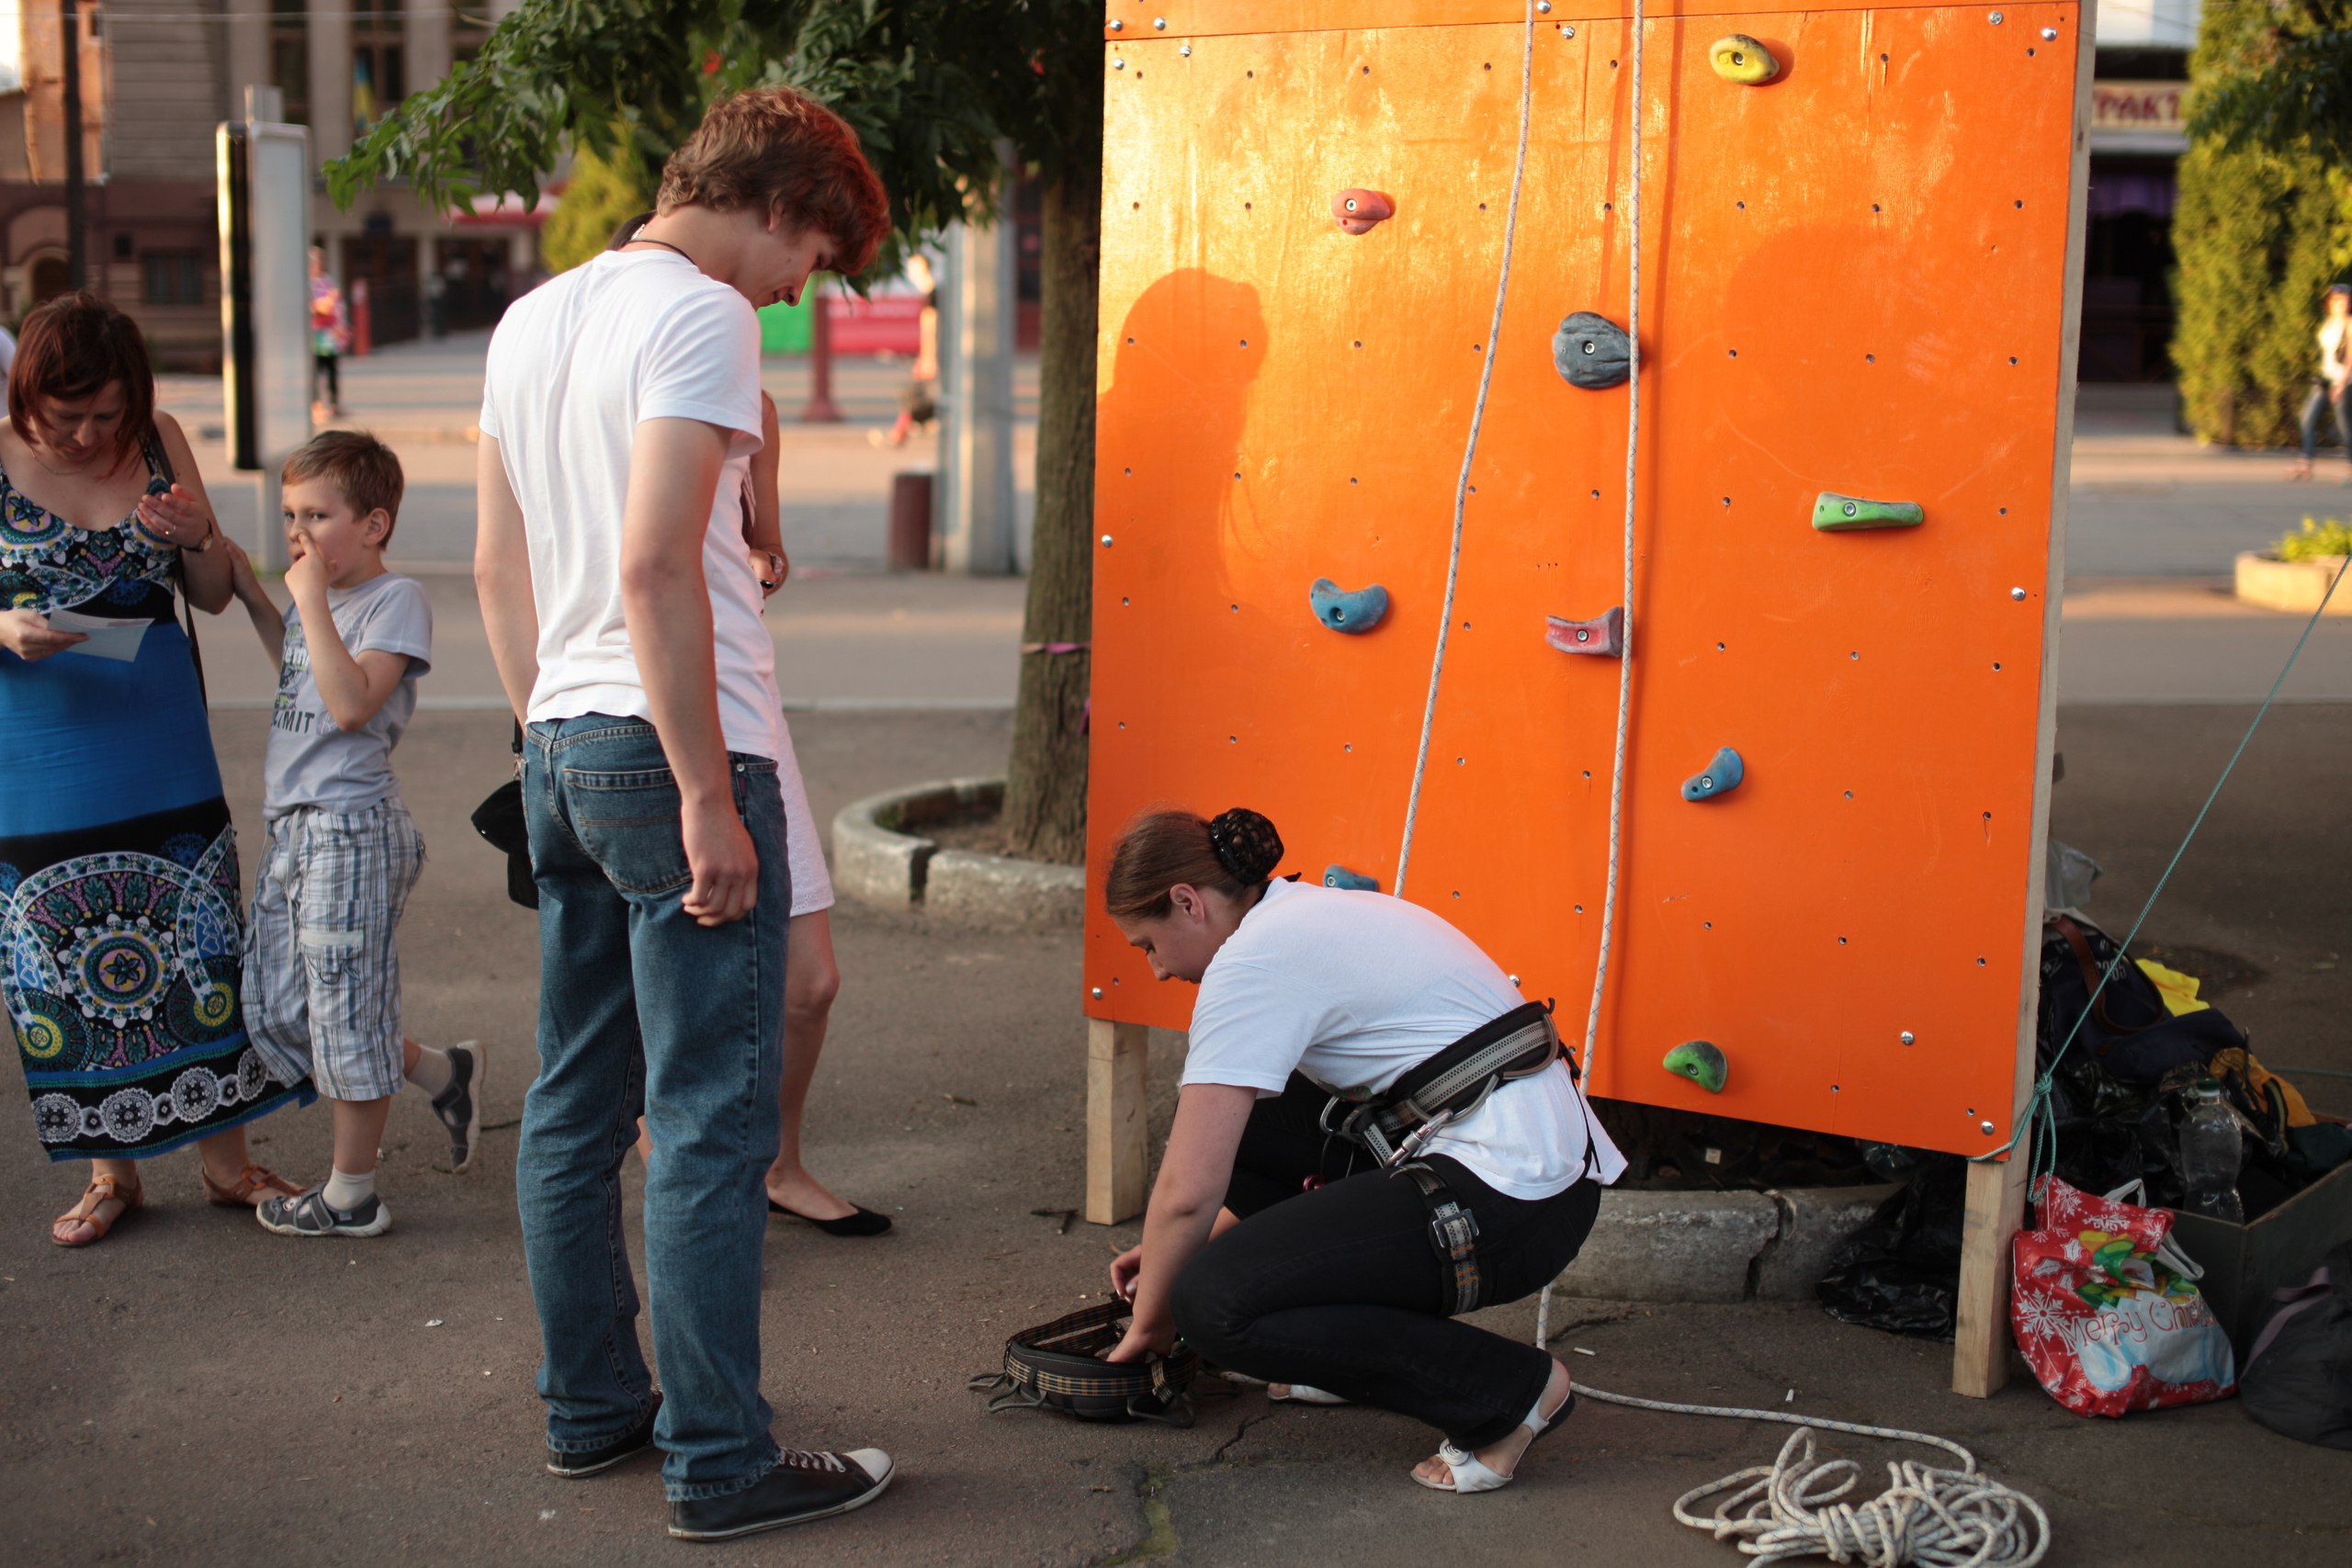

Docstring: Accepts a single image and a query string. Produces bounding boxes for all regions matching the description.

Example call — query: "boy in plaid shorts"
[222,431,483,1237]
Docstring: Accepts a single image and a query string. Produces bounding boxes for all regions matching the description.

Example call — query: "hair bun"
[1207,808,1283,885]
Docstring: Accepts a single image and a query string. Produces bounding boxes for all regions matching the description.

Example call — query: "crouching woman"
[1102,807,1625,1494]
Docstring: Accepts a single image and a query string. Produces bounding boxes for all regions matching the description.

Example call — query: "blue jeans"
[516,716,789,1500]
[2301,381,2352,463]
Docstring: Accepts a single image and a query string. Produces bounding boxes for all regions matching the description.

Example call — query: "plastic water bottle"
[2177,1079,2245,1224]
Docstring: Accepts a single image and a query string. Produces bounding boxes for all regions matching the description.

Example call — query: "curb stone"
[832,777,1086,928]
[1555,1181,1904,1303]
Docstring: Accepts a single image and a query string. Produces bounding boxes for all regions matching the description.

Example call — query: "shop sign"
[2093,82,2187,136]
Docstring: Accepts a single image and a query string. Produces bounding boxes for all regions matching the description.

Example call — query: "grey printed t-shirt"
[264,571,433,818]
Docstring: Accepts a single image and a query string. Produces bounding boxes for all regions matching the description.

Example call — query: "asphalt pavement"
[2,344,2347,1566]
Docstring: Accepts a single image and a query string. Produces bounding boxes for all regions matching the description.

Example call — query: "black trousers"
[1169,1074,1602,1450]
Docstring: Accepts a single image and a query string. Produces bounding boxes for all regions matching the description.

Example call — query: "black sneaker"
[432,1042,486,1172]
[255,1187,391,1237]
[667,1448,895,1540]
[547,1393,662,1479]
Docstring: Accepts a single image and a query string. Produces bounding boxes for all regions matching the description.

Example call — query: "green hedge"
[2172,0,2351,447]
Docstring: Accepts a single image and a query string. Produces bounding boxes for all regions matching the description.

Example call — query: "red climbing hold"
[1331,189,1395,234]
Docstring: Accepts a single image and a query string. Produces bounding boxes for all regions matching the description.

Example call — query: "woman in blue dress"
[0,293,311,1246]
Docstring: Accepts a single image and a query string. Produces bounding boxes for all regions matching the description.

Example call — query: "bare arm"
[474,433,540,724]
[220,537,287,666]
[282,555,410,731]
[136,413,233,614]
[1108,1083,1259,1361]
[622,416,757,927]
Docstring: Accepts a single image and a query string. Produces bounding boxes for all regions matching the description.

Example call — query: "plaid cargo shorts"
[243,800,425,1100]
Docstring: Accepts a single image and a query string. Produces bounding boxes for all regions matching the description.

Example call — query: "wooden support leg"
[1086,1019,1148,1224]
[1951,1155,2031,1396]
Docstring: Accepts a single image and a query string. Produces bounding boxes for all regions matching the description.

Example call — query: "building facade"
[2083,0,2196,383]
[0,0,544,371]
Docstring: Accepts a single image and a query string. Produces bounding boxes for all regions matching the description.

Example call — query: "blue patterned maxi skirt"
[2,619,313,1160]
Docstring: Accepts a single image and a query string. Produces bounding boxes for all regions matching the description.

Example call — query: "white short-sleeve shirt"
[479,251,781,759]
[1181,878,1627,1199]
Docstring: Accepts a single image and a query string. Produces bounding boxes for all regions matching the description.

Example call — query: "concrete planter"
[832,777,1087,929]
[1551,1181,1904,1303]
[2234,552,2352,615]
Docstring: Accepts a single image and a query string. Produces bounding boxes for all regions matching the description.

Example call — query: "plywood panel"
[1086,6,2082,1159]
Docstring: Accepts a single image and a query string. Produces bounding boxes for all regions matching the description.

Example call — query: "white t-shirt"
[1181,879,1627,1200]
[2322,317,2349,389]
[478,250,781,759]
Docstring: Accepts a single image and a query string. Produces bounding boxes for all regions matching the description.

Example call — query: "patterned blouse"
[0,459,176,620]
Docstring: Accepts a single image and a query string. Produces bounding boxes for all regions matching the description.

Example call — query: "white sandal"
[1269,1382,1350,1405]
[1413,1377,1576,1495]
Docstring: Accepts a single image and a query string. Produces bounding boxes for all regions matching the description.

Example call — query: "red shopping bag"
[2009,1175,2237,1417]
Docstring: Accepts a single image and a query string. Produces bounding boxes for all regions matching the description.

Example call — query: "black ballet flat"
[768,1199,894,1236]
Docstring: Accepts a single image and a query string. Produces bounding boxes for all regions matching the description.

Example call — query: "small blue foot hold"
[1323,865,1380,891]
[1681,747,1745,802]
[1309,578,1389,633]
[1663,1041,1729,1093]
[1545,607,1625,657]
[1553,311,1633,389]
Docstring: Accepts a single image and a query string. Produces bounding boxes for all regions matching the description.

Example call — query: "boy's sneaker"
[255,1187,391,1238]
[666,1448,894,1540]
[433,1042,487,1172]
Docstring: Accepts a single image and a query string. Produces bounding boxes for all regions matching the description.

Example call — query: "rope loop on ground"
[1668,1427,2050,1568]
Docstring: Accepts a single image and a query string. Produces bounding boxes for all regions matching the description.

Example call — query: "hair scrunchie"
[1206,808,1283,885]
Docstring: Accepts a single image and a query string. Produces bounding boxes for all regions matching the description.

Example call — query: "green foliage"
[541,143,653,274]
[326,0,1102,276]
[2173,0,2351,446]
[2277,516,2352,560]
[2188,0,2352,165]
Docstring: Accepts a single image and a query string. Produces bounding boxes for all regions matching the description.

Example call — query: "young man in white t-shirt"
[475,86,894,1541]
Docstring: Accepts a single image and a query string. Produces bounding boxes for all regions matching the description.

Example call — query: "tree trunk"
[999,158,1101,864]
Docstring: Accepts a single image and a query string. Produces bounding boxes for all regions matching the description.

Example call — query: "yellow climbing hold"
[1710,34,1781,85]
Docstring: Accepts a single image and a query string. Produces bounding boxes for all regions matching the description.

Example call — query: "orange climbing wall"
[1083,1,2086,1158]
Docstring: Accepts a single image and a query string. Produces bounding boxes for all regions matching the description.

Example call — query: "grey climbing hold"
[1545,606,1625,658]
[1309,577,1389,633]
[1681,747,1745,802]
[1664,1041,1729,1093]
[1553,311,1632,389]
[1324,865,1380,892]
[1811,492,1924,532]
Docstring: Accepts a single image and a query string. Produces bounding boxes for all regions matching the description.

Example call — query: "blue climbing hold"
[1681,747,1746,802]
[1323,865,1380,892]
[1310,578,1389,634]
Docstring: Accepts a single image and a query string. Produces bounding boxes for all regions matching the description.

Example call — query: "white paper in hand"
[46,608,153,663]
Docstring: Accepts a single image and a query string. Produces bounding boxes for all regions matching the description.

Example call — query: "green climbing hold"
[1709,34,1781,85]
[1663,1041,1729,1094]
[1812,492,1925,532]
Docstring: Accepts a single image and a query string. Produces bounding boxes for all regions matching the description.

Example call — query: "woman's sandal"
[201,1163,303,1208]
[1413,1382,1577,1495]
[51,1173,144,1247]
[1269,1383,1351,1405]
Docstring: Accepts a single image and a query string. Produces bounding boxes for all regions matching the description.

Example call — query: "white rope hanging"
[1393,0,1536,895]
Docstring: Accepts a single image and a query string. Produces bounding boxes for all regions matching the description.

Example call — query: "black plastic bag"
[1816,1155,1966,1340]
[2241,1243,2352,1450]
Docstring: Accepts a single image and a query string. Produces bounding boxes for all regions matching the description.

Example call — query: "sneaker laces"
[775,1449,847,1474]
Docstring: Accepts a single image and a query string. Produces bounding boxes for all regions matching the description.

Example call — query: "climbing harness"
[967,1298,1202,1427]
[1397,1162,1487,1315]
[1315,999,1563,1168]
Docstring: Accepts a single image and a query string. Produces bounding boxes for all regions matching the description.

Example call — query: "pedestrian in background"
[311,247,350,422]
[2288,283,2351,481]
[0,292,312,1246]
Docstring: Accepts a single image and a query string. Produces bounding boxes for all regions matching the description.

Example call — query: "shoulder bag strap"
[143,429,209,710]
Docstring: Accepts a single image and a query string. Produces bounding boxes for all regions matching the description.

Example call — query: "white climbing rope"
[1535,0,1647,1351]
[1394,0,1535,896]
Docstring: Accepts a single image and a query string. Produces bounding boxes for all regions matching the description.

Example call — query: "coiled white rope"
[1663,1423,2050,1568]
[1394,0,1535,895]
